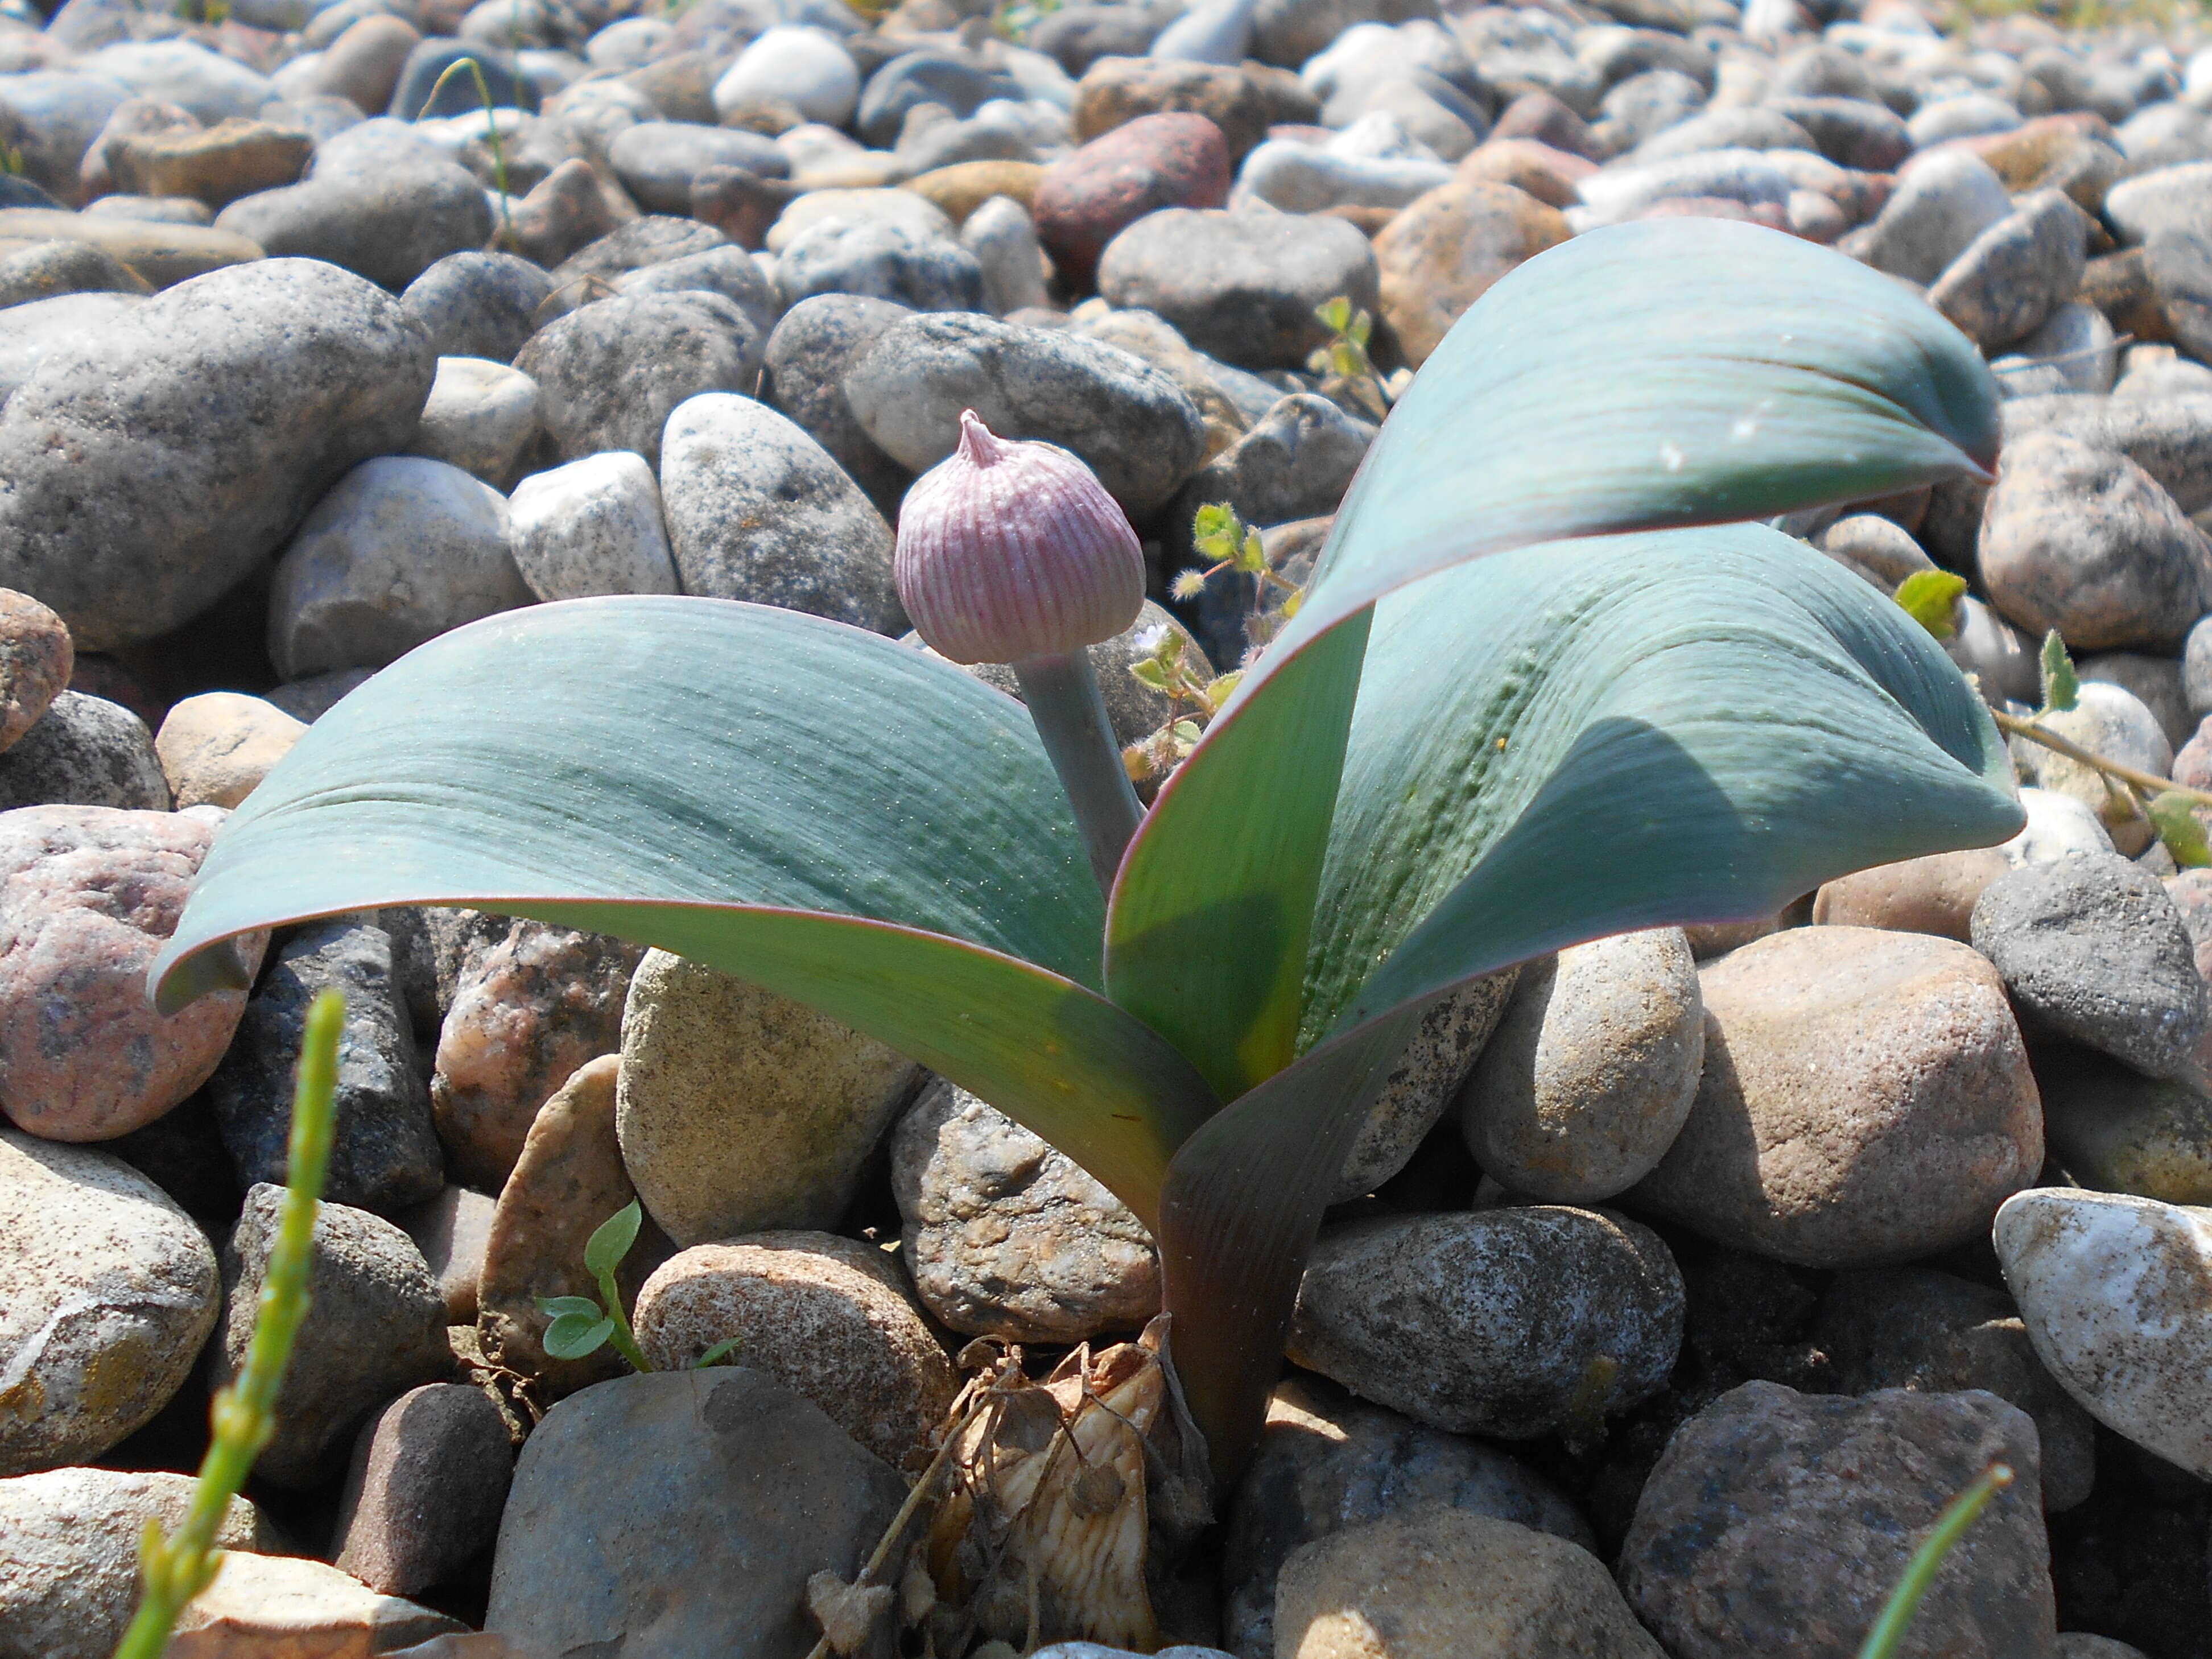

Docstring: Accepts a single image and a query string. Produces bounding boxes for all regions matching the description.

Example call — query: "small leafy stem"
[1896,584,2212,868]
[418,56,518,254]
[113,990,347,1659]
[1857,1462,2015,1659]
[538,1201,741,1371]
[1306,296,1392,423]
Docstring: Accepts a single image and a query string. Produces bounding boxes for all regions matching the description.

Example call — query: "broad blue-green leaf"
[1105,220,2004,1099]
[151,597,1217,1229]
[1303,524,2023,1041]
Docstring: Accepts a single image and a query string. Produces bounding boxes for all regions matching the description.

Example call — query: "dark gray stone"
[1762,93,1910,170]
[0,258,434,653]
[764,292,914,518]
[1929,188,2091,354]
[843,311,1208,519]
[1850,147,2015,286]
[214,1183,451,1487]
[542,216,729,319]
[2145,229,2212,365]
[1166,392,1373,560]
[1096,207,1380,370]
[1029,3,1161,77]
[208,919,443,1217]
[1971,851,2209,1080]
[613,243,781,339]
[401,251,554,364]
[333,1383,516,1596]
[659,392,904,633]
[0,692,168,812]
[515,291,765,469]
[774,217,985,315]
[852,51,1025,149]
[387,39,536,119]
[1223,1375,1593,1659]
[606,119,786,214]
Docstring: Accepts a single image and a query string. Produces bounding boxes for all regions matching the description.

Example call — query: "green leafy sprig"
[536,1200,740,1370]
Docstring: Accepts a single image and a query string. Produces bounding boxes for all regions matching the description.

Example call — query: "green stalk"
[1013,651,1144,897]
[1856,1462,2015,1659]
[593,1261,652,1375]
[113,990,346,1659]
[418,56,518,254]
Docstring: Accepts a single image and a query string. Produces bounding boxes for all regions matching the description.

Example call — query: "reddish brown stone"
[0,589,72,754]
[1033,111,1231,288]
[333,1383,515,1596]
[1072,56,1317,166]
[689,164,802,251]
[1373,179,1570,365]
[1455,137,1592,209]
[1489,90,1598,160]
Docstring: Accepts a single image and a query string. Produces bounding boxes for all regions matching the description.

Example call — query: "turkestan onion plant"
[151,220,2023,1484]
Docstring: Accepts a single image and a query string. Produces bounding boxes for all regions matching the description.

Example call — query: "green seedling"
[1858,1462,2015,1659]
[1306,296,1391,422]
[113,991,346,1659]
[537,1199,653,1370]
[152,220,2026,1483]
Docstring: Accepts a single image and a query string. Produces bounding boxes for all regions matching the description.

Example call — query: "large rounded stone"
[0,1130,220,1475]
[0,806,264,1141]
[508,452,680,602]
[1618,1381,2058,1659]
[1276,1508,1664,1659]
[1372,178,1571,365]
[1031,111,1231,286]
[407,356,540,489]
[1995,1187,2212,1478]
[0,1468,275,1659]
[1929,188,2091,354]
[401,250,553,365]
[1287,1206,1684,1438]
[762,293,916,517]
[633,1231,957,1470]
[484,1369,906,1659]
[1628,927,2042,1268]
[1811,846,2014,943]
[152,691,305,811]
[267,455,531,682]
[891,1079,1159,1343]
[843,311,1208,521]
[517,292,766,471]
[0,258,434,653]
[1095,207,1380,370]
[658,393,905,633]
[1456,927,1703,1203]
[616,950,921,1247]
[774,216,985,313]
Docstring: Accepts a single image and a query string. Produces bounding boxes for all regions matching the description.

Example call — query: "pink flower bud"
[895,411,1145,666]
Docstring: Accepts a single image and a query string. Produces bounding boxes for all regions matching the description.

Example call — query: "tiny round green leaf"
[543,1312,617,1360]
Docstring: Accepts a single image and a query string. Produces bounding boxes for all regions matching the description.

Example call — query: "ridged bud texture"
[895,411,1145,665]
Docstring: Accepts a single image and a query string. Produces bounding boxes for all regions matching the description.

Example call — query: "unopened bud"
[895,411,1145,666]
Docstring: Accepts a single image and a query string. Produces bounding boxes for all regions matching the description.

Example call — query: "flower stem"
[1857,1462,2015,1659]
[1014,651,1144,897]
[114,989,345,1659]
[1992,709,2212,808]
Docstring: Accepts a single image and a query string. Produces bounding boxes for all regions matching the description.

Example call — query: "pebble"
[1236,129,1454,214]
[0,257,434,653]
[1971,852,2208,1080]
[1930,188,2092,356]
[0,806,263,1141]
[1072,54,1318,164]
[961,192,1051,315]
[2003,786,2119,865]
[854,51,1025,150]
[306,13,421,113]
[890,1079,1160,1342]
[1095,206,1379,370]
[401,250,553,366]
[1629,927,2042,1268]
[633,1230,958,1470]
[713,27,860,128]
[1618,1381,2058,1659]
[0,71,131,201]
[762,292,916,514]
[843,310,1208,518]
[2032,1039,2212,1205]
[475,1054,668,1398]
[515,291,766,469]
[1335,969,1520,1200]
[332,1383,517,1596]
[267,455,532,682]
[1276,1509,1663,1659]
[507,451,679,601]
[658,392,906,633]
[214,1183,451,1486]
[108,116,312,209]
[1032,110,1230,285]
[170,1551,463,1654]
[1222,1375,1592,1656]
[2104,158,2212,245]
[2080,651,2193,748]
[432,919,643,1192]
[2012,680,2174,854]
[0,689,168,813]
[616,950,920,1247]
[0,1129,219,1475]
[0,1468,274,1659]
[775,211,985,312]
[152,691,306,811]
[82,40,272,124]
[613,244,782,339]
[395,1183,497,1324]
[1287,1206,1685,1439]
[1976,432,2212,654]
[408,356,543,490]
[1814,1266,2097,1511]
[1371,176,1571,365]
[1993,301,2120,399]
[1995,1187,2212,1479]
[483,1369,906,1658]
[0,590,72,754]
[1168,391,1372,553]
[1812,845,2012,942]
[387,39,533,121]
[208,917,444,1216]
[1458,927,1703,1204]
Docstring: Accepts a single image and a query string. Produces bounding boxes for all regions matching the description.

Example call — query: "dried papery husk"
[925,1317,1211,1652]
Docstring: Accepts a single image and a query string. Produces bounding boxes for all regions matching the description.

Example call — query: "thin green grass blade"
[1105,220,2004,1101]
[151,597,1217,1227]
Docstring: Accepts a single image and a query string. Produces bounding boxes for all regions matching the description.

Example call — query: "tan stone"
[1455,137,1591,209]
[1812,845,2012,942]
[1373,179,1570,365]
[634,1231,956,1470]
[169,1552,463,1657]
[1628,927,2042,1268]
[904,159,1046,225]
[0,589,72,754]
[110,119,313,211]
[0,208,261,288]
[154,691,306,810]
[1274,1507,1664,1658]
